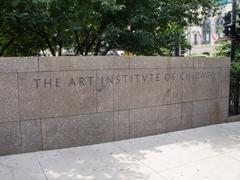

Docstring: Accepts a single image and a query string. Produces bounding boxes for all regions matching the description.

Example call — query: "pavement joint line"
[113,141,231,179]
[112,127,238,173]
[113,144,169,180]
[34,153,49,180]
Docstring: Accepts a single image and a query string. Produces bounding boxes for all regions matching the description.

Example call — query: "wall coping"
[0,56,230,73]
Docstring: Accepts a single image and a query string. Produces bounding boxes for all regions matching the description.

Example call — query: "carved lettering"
[44,79,52,88]
[122,75,128,83]
[79,77,85,86]
[33,79,41,88]
[135,74,140,84]
[115,75,121,84]
[165,73,171,81]
[56,78,61,87]
[69,78,76,87]
[142,74,148,82]
[88,76,94,85]
[32,71,217,89]
[106,76,114,84]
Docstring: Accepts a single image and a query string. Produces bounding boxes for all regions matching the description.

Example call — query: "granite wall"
[0,56,230,155]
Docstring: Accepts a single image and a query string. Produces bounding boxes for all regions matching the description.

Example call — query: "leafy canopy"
[0,0,219,56]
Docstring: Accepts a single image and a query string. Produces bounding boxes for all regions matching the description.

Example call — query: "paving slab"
[159,155,240,180]
[0,153,47,180]
[0,122,240,180]
[36,144,166,180]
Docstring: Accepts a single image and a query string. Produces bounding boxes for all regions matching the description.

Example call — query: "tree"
[0,0,21,56]
[0,0,219,56]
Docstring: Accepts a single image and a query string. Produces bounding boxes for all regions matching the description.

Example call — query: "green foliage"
[230,62,240,115]
[216,40,240,115]
[0,0,219,56]
[216,40,240,60]
[215,40,231,57]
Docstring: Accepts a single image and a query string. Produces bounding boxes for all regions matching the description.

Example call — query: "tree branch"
[0,34,20,56]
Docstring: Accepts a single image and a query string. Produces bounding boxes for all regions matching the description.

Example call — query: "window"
[202,19,211,44]
[216,17,224,38]
[194,34,198,45]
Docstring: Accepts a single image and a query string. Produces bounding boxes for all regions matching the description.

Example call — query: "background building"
[187,3,232,56]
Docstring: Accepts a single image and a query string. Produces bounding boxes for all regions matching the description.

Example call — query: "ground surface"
[0,122,240,180]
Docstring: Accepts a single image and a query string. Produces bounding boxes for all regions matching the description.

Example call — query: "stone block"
[182,69,194,102]
[228,115,240,122]
[164,104,182,132]
[41,112,113,150]
[192,68,221,101]
[129,69,170,109]
[182,102,193,119]
[21,120,42,152]
[168,69,183,104]
[130,56,168,69]
[39,56,129,71]
[114,110,130,141]
[181,69,193,102]
[183,68,221,102]
[192,98,228,127]
[18,71,97,120]
[165,117,182,132]
[192,113,213,128]
[97,70,114,112]
[0,57,38,73]
[168,57,193,68]
[220,68,230,97]
[194,57,230,68]
[165,104,182,119]
[0,73,19,123]
[183,67,222,102]
[219,97,229,114]
[180,102,193,130]
[129,104,182,138]
[130,107,163,138]
[193,98,228,117]
[0,122,21,155]
[113,70,131,110]
[192,111,227,128]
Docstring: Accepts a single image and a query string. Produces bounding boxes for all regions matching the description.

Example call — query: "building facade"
[187,3,232,56]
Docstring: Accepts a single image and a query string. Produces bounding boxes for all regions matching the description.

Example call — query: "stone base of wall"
[0,56,230,155]
[228,115,240,122]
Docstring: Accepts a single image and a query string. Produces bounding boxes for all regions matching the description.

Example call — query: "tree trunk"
[28,28,56,56]
[41,30,56,56]
[174,46,180,56]
[94,39,102,55]
[44,37,56,56]
[84,35,98,55]
[84,21,108,55]
[74,31,90,55]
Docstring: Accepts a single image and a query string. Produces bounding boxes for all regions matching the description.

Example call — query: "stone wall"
[0,56,230,155]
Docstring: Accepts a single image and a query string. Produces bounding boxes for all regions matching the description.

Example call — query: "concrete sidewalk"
[1,122,240,180]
